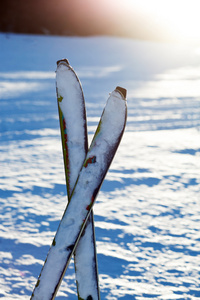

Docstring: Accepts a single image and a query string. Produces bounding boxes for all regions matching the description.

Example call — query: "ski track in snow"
[0,33,200,299]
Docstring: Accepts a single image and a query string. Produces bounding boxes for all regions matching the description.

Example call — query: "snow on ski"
[56,59,100,300]
[56,59,88,195]
[31,86,127,300]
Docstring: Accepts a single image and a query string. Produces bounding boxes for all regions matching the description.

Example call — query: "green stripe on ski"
[57,95,63,102]
[58,106,71,196]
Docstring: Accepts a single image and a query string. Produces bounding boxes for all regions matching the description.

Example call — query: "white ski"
[31,84,127,300]
[56,59,100,300]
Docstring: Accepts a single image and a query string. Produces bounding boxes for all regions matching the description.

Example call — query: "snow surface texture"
[0,33,200,300]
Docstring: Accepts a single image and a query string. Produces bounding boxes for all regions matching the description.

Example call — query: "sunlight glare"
[113,0,200,42]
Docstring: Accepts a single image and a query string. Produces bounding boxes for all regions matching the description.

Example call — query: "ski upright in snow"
[56,59,100,300]
[31,64,127,300]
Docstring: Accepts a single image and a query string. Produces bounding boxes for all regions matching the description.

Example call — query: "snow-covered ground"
[0,33,200,299]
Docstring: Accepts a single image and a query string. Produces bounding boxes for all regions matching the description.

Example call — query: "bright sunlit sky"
[102,0,200,43]
[140,0,200,40]
[129,0,200,42]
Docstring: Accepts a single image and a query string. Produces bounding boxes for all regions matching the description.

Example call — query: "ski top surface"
[31,85,127,300]
[56,59,100,300]
[56,59,88,196]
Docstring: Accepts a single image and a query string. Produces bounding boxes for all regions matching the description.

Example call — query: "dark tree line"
[0,0,119,36]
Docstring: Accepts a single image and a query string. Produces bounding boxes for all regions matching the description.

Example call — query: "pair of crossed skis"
[31,59,127,300]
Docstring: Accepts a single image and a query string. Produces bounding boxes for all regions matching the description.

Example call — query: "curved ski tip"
[56,58,70,66]
[116,86,127,99]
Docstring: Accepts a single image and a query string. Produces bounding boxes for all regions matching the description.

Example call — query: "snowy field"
[0,33,200,299]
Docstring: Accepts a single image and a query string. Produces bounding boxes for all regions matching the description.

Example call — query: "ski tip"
[115,86,127,99]
[57,59,70,66]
